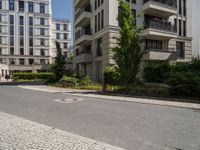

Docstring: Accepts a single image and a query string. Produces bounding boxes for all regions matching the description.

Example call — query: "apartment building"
[74,0,192,82]
[192,0,200,56]
[0,0,52,75]
[51,18,71,60]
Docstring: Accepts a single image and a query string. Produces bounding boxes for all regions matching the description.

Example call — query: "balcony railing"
[143,0,177,8]
[144,20,177,32]
[75,28,92,40]
[75,5,92,20]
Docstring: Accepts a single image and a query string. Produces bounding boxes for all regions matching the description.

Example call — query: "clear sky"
[52,0,73,21]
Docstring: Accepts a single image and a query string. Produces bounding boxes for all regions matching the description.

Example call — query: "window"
[10,37,14,46]
[40,59,45,65]
[19,59,25,65]
[56,33,60,39]
[10,47,14,55]
[29,27,33,36]
[29,38,33,46]
[0,48,1,55]
[20,37,24,46]
[64,33,67,40]
[9,0,15,10]
[95,15,97,33]
[20,26,24,35]
[0,14,1,22]
[28,2,34,13]
[64,43,68,49]
[19,1,24,12]
[9,15,14,25]
[40,3,45,14]
[19,16,24,25]
[29,17,33,26]
[40,49,45,56]
[98,12,100,31]
[0,36,2,44]
[40,18,45,25]
[56,24,60,30]
[10,25,15,35]
[29,59,34,65]
[101,9,104,29]
[20,48,24,55]
[96,38,102,56]
[63,24,67,31]
[40,38,45,46]
[40,28,45,35]
[176,42,185,58]
[0,0,2,9]
[29,48,33,55]
[0,25,2,33]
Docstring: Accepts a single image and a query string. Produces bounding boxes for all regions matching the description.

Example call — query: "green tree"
[52,41,66,81]
[113,0,143,85]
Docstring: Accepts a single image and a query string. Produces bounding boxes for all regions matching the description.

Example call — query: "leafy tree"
[113,0,144,85]
[52,41,66,81]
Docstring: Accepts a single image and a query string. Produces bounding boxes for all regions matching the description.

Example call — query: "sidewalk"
[18,85,200,110]
[0,111,124,150]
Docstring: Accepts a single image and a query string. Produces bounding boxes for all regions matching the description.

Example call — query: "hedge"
[13,73,56,81]
[104,66,121,85]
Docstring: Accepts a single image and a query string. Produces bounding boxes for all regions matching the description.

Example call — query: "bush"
[79,76,93,86]
[13,73,55,81]
[144,61,171,83]
[168,72,200,97]
[104,66,121,85]
[59,76,79,87]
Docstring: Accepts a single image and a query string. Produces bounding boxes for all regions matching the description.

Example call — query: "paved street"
[0,85,200,150]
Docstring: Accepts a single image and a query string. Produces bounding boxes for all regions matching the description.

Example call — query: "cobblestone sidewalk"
[0,112,125,150]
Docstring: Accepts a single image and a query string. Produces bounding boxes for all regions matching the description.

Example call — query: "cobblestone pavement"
[0,112,124,150]
[19,85,200,109]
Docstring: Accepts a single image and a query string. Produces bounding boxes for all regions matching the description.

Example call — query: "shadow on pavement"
[0,81,45,86]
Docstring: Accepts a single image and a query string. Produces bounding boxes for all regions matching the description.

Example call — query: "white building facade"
[74,0,193,82]
[51,18,71,60]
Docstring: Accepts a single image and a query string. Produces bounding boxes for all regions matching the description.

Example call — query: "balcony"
[74,0,88,8]
[143,0,177,17]
[144,48,178,60]
[75,5,92,27]
[75,52,93,64]
[142,20,177,40]
[75,28,92,45]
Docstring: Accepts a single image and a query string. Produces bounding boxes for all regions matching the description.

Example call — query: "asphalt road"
[0,85,200,150]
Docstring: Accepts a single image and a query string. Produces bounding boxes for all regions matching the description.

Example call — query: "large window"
[20,48,24,55]
[20,37,24,46]
[56,24,60,30]
[0,0,2,9]
[19,1,24,12]
[9,0,15,10]
[40,18,45,25]
[29,38,33,46]
[96,37,102,56]
[28,2,34,13]
[29,17,33,26]
[10,37,14,46]
[0,25,2,33]
[20,26,24,35]
[63,24,67,31]
[9,15,14,25]
[56,33,60,39]
[19,16,24,25]
[40,49,45,56]
[40,38,45,46]
[40,28,45,35]
[40,3,45,14]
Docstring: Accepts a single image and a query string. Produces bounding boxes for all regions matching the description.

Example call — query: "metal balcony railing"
[144,20,177,32]
[143,0,177,8]
[75,28,92,40]
[75,5,92,20]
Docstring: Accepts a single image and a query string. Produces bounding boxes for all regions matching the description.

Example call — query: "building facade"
[192,0,200,57]
[51,18,71,60]
[74,0,192,82]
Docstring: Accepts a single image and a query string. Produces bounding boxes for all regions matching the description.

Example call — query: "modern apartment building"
[0,0,52,74]
[51,18,71,60]
[192,0,200,56]
[74,0,192,82]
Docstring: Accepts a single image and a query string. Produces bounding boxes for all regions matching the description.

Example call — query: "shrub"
[13,73,55,81]
[168,72,200,97]
[59,76,79,87]
[79,76,93,86]
[144,61,171,83]
[104,66,121,85]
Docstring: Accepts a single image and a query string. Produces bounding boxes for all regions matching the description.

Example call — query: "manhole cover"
[53,98,84,104]
[164,146,182,150]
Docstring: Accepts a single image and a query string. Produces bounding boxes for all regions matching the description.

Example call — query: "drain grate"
[53,98,84,104]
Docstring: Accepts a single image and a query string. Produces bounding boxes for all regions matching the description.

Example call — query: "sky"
[52,0,73,21]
